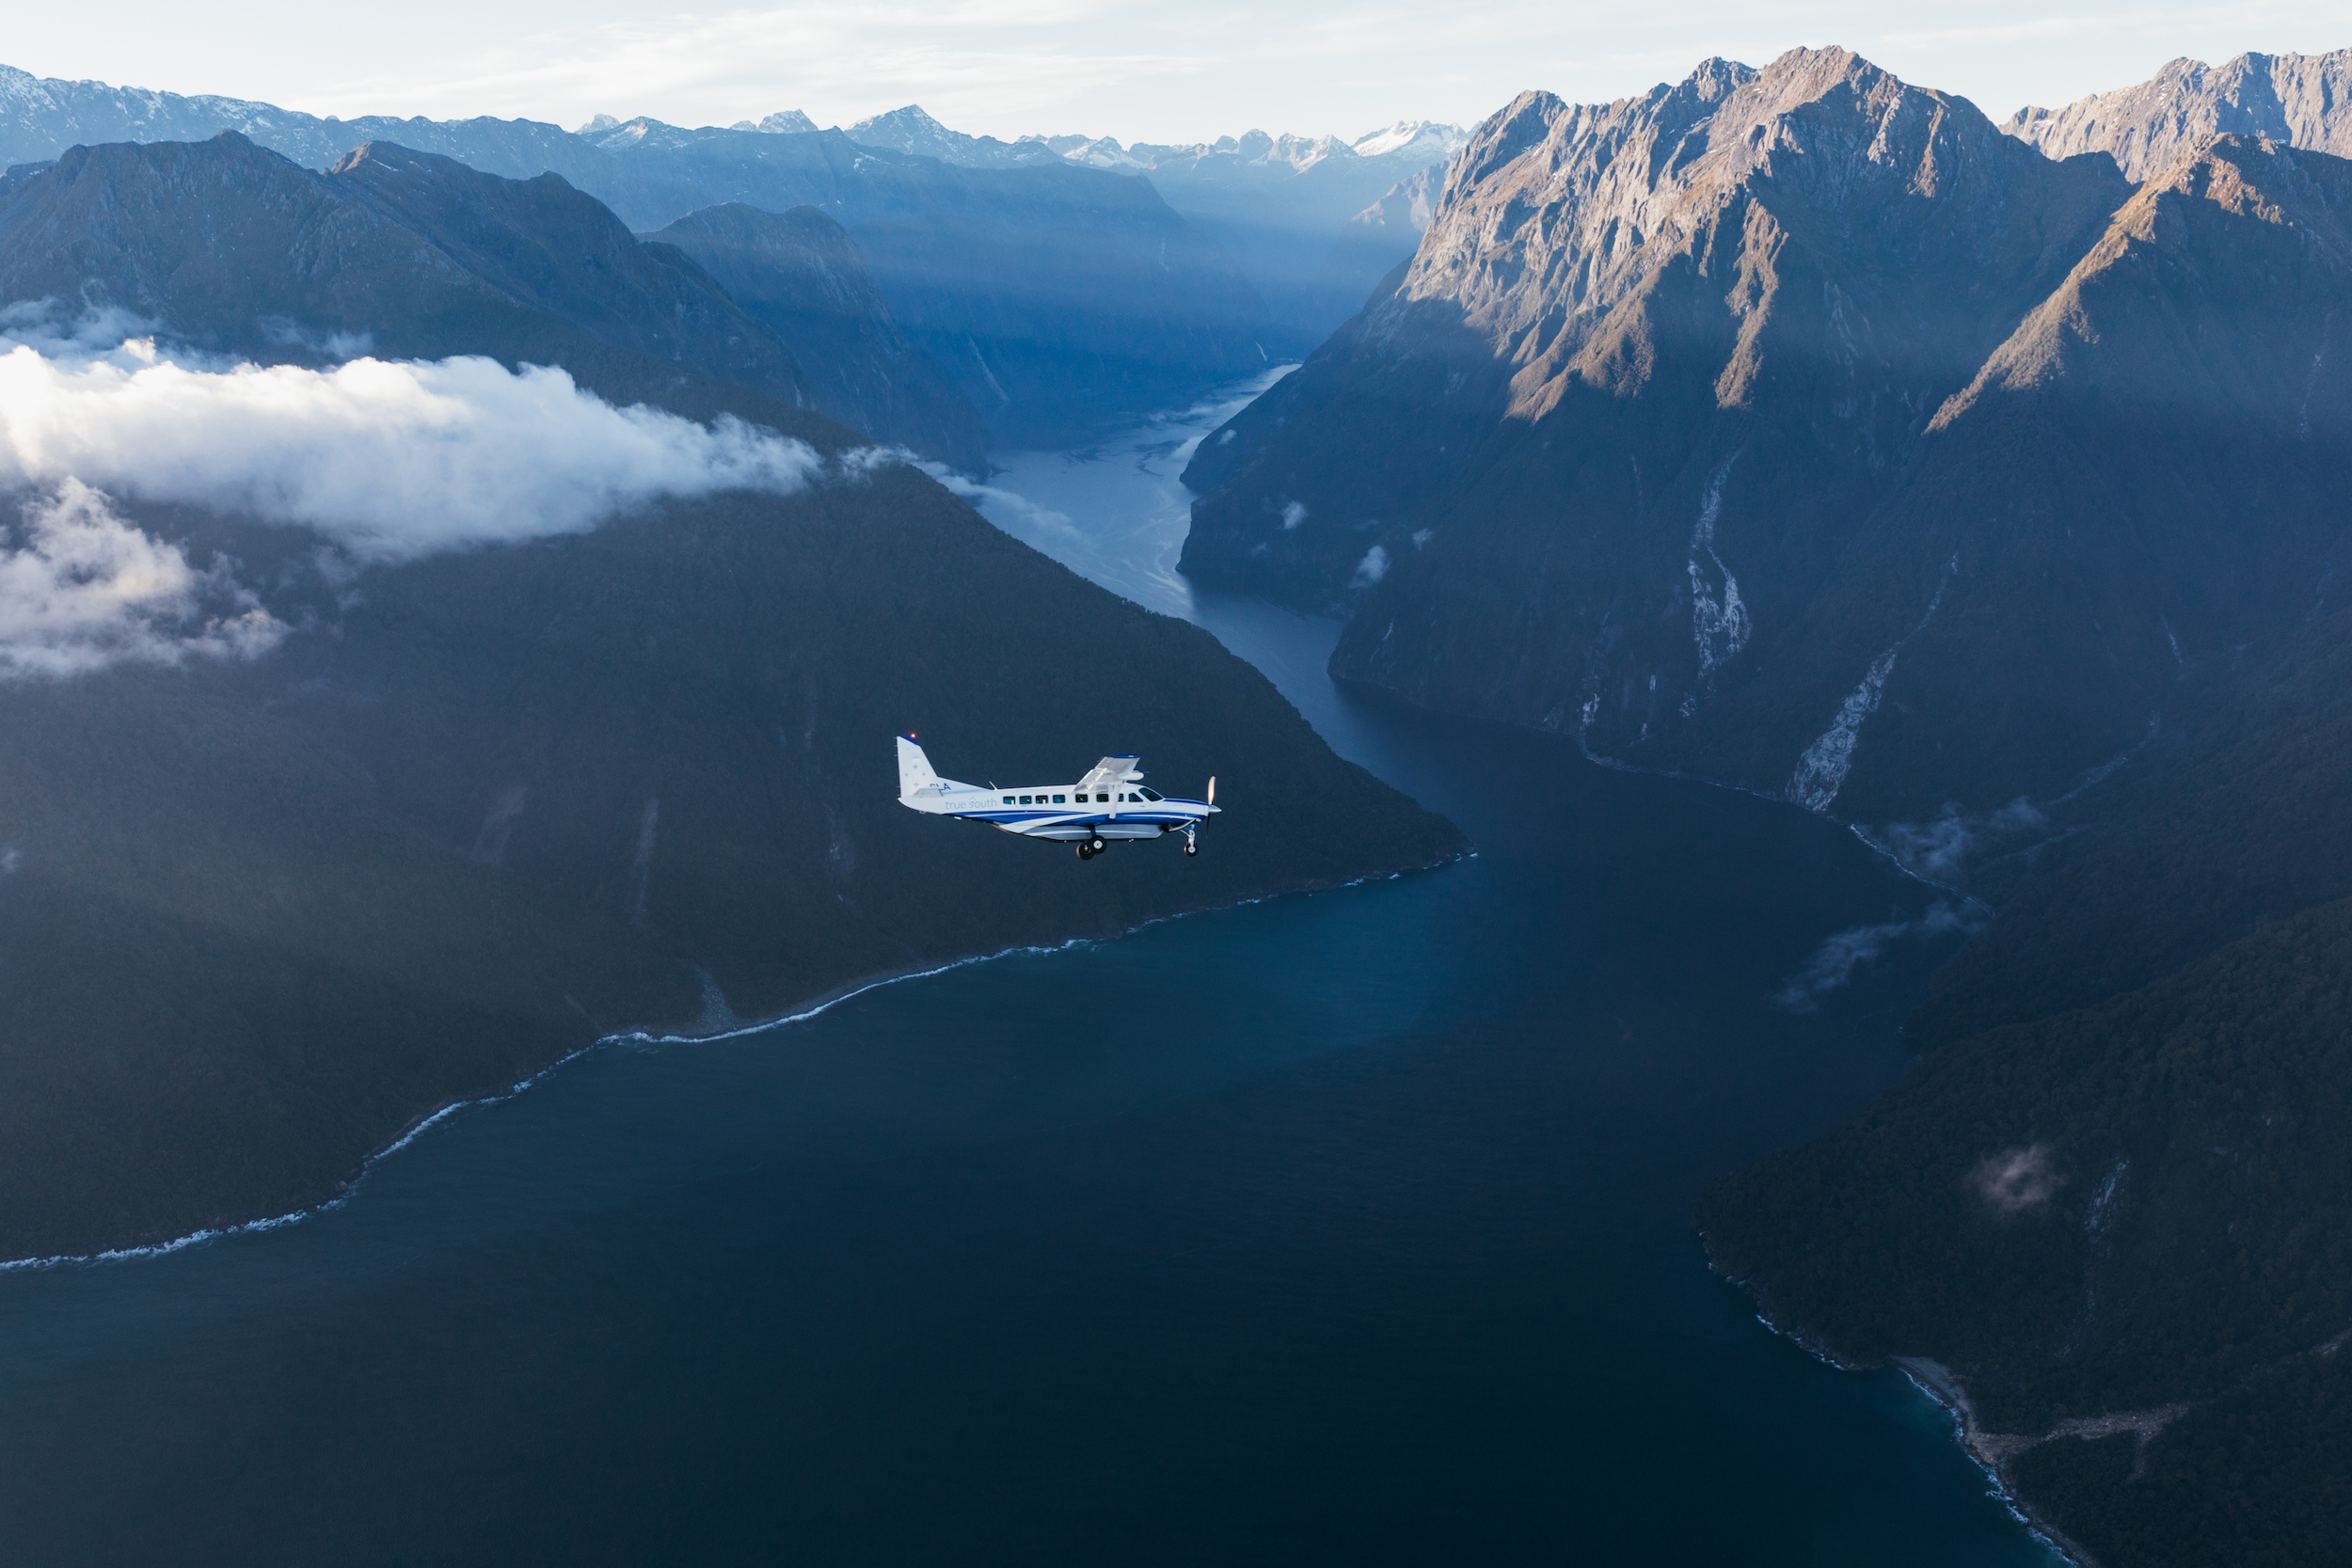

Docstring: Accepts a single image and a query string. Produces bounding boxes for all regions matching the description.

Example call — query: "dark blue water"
[0,389,2057,1566]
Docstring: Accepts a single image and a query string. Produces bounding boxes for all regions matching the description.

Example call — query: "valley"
[0,385,2056,1568]
[3,31,2350,1566]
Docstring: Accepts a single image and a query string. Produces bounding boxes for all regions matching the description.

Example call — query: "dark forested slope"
[0,134,1460,1259]
[0,469,1457,1260]
[1699,429,2352,1565]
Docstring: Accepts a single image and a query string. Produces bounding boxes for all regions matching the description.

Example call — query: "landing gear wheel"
[1075,842,1093,861]
[1184,841,1198,857]
[1089,836,1106,855]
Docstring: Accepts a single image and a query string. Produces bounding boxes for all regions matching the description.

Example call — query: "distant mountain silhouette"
[1030,121,1469,342]
[0,64,1278,449]
[585,124,1271,446]
[645,202,986,471]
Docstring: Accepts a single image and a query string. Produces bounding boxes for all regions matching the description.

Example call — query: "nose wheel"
[1182,825,1199,857]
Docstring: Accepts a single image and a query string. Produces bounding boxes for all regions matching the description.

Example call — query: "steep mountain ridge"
[1294,163,1446,328]
[2005,48,2352,180]
[0,132,818,426]
[1186,48,2170,821]
[330,141,817,415]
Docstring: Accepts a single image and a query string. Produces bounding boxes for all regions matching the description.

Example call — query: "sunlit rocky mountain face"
[1184,44,2352,1565]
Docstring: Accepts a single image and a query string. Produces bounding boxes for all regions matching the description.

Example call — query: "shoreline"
[1889,1355,2102,1568]
[0,850,1468,1275]
[1698,1232,2095,1568]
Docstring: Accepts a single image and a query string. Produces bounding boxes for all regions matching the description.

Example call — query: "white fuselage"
[895,736,1217,848]
[902,779,1212,841]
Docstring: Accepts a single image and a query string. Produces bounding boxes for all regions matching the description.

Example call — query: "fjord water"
[0,381,2054,1567]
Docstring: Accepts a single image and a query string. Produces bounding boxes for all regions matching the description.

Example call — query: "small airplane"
[896,735,1218,860]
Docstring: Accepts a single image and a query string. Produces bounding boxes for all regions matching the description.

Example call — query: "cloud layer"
[0,321,831,676]
[0,333,822,562]
[1774,899,1979,1012]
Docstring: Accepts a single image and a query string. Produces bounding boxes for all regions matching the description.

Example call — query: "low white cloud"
[1350,543,1389,586]
[0,480,283,679]
[1773,899,1980,1012]
[1973,1144,2064,1213]
[0,313,837,676]
[1873,797,2048,884]
[0,329,824,562]
[916,459,1078,537]
[1280,499,1309,530]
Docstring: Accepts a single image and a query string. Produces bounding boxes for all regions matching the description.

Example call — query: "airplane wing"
[1076,755,1143,792]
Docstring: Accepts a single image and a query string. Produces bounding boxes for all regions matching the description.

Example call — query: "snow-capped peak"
[1351,119,1468,160]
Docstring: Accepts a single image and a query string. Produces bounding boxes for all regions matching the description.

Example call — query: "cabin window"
[1053,794,1066,803]
[1096,793,1110,803]
[1019,795,1032,804]
[1002,796,1014,805]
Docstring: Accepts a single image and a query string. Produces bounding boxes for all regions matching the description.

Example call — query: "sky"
[8,1,2352,145]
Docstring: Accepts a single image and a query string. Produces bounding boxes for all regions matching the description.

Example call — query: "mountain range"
[2007,47,2352,179]
[10,39,2352,1564]
[0,65,1468,443]
[848,107,1470,340]
[1183,49,2352,828]
[0,68,1274,449]
[1182,43,2352,1565]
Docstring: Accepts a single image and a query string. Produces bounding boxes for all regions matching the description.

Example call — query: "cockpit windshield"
[1137,787,1163,801]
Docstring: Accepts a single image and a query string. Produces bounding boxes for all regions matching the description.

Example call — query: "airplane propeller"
[1184,776,1215,857]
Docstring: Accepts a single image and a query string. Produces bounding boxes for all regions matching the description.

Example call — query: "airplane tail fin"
[897,735,944,802]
